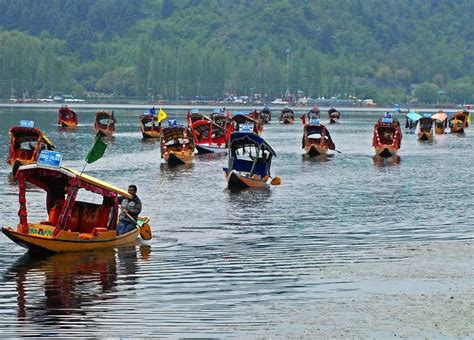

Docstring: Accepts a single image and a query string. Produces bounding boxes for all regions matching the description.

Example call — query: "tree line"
[0,0,473,104]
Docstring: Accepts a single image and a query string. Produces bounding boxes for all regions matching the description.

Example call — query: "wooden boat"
[372,114,402,158]
[328,108,341,124]
[301,117,335,157]
[7,122,55,174]
[2,163,152,254]
[279,107,295,124]
[187,112,230,154]
[223,131,277,190]
[160,121,195,166]
[417,115,434,141]
[94,110,116,136]
[449,111,469,133]
[231,112,263,135]
[431,111,447,134]
[140,114,161,139]
[405,111,421,134]
[58,106,78,128]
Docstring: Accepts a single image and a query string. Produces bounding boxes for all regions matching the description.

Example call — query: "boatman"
[117,184,142,235]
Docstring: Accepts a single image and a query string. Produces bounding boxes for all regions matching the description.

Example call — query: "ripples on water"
[0,107,473,336]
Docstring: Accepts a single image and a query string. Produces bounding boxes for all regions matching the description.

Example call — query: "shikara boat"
[328,108,341,124]
[2,163,152,254]
[7,122,55,174]
[405,111,421,133]
[279,107,295,124]
[140,113,161,139]
[58,106,78,128]
[231,112,263,135]
[160,121,195,166]
[187,112,230,154]
[372,114,402,158]
[449,110,469,133]
[223,131,277,190]
[431,111,448,134]
[301,117,335,157]
[417,115,434,141]
[94,110,116,137]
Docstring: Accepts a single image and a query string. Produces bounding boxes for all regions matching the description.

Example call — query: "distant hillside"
[0,0,473,104]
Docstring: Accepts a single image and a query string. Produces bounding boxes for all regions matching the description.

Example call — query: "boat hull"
[60,120,77,128]
[195,144,227,154]
[418,132,433,141]
[305,144,328,157]
[2,226,139,254]
[142,130,160,139]
[165,151,194,166]
[226,171,268,190]
[375,146,398,158]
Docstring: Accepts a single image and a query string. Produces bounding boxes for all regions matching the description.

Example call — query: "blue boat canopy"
[407,112,422,122]
[229,132,276,156]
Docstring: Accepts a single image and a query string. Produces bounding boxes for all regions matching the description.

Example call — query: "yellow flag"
[158,108,168,123]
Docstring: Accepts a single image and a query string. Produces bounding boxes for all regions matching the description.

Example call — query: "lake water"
[0,107,473,337]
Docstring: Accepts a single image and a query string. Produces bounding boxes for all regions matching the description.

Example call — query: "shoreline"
[0,102,461,113]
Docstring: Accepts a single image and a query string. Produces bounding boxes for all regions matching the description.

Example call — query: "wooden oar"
[119,206,153,240]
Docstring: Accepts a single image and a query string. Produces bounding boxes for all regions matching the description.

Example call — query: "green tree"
[413,82,439,104]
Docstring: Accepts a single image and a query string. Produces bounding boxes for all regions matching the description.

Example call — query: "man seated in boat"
[117,185,142,235]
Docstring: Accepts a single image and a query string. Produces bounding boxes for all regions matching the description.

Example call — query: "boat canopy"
[8,126,55,165]
[18,164,131,198]
[431,112,447,121]
[192,120,225,136]
[59,106,77,119]
[95,110,115,123]
[305,124,326,136]
[229,132,276,156]
[161,126,191,142]
[9,126,54,147]
[406,112,422,122]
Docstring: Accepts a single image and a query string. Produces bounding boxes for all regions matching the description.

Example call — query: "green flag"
[85,132,107,163]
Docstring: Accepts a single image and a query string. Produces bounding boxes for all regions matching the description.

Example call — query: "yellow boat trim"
[3,226,139,253]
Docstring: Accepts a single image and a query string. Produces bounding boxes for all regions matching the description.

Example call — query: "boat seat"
[16,150,33,160]
[68,202,111,234]
[232,159,267,177]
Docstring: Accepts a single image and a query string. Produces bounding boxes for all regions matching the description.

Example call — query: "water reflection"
[195,152,227,162]
[372,155,401,167]
[3,246,144,324]
[159,162,194,172]
[301,153,334,163]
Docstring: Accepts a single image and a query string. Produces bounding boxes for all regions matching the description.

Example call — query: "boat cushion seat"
[68,202,110,234]
[232,159,267,176]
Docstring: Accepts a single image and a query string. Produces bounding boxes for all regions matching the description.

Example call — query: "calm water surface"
[0,107,473,337]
